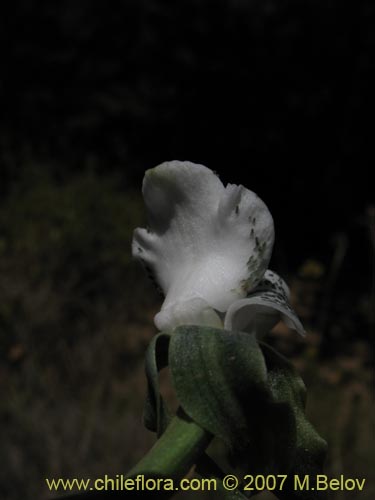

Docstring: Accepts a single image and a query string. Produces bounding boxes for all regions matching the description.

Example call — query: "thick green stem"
[57,409,211,499]
[127,408,212,481]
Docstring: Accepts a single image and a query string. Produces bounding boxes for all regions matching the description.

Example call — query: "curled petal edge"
[224,292,306,338]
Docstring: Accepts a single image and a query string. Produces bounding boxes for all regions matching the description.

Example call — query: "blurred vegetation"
[0,169,373,500]
[0,170,160,499]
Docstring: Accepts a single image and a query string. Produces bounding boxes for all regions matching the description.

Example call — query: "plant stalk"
[57,409,212,499]
[127,408,212,481]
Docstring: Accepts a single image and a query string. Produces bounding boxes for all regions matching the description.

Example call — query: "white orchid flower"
[132,161,305,337]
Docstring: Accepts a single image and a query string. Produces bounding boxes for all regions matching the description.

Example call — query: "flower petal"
[154,297,223,331]
[132,161,274,330]
[224,270,305,337]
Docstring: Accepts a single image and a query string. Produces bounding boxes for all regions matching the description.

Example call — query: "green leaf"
[260,342,328,499]
[169,325,266,447]
[169,325,296,475]
[143,331,172,436]
[144,326,326,500]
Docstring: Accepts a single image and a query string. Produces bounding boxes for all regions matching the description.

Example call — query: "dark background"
[1,0,373,291]
[0,1,373,499]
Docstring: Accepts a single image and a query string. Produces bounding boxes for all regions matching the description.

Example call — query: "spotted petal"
[132,161,274,330]
[224,270,305,337]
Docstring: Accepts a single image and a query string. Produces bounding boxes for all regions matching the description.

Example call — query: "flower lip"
[133,160,276,330]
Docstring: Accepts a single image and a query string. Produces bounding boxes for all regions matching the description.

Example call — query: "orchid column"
[130,161,326,500]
